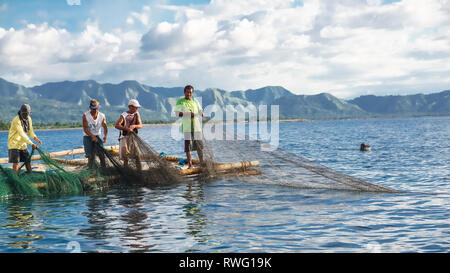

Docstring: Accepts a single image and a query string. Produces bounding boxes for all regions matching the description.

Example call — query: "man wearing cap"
[7,104,42,173]
[174,85,204,169]
[115,99,143,169]
[82,99,108,169]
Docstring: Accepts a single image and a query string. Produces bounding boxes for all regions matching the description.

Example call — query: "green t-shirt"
[175,97,203,132]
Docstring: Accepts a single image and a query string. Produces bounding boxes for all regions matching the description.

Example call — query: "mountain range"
[0,77,449,124]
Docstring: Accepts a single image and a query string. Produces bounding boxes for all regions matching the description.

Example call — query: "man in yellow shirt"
[174,85,204,169]
[7,104,42,173]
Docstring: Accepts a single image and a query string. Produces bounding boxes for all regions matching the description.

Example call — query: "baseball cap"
[128,99,141,108]
[89,99,101,109]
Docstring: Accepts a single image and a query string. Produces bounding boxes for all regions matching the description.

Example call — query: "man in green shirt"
[174,85,204,169]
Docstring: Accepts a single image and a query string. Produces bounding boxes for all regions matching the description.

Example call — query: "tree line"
[0,120,177,131]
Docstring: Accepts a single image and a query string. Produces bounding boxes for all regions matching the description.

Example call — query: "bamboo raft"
[0,145,262,191]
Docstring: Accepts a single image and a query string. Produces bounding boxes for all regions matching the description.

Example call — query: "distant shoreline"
[1,115,449,132]
[0,119,308,132]
[0,122,175,132]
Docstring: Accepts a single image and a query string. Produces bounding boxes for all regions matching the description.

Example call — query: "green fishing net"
[0,165,42,198]
[0,147,110,199]
[0,134,180,199]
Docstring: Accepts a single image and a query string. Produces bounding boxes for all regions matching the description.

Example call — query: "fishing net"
[0,118,401,199]
[115,133,183,185]
[0,132,186,199]
[195,118,401,193]
[201,138,401,193]
[0,147,109,199]
[0,165,42,198]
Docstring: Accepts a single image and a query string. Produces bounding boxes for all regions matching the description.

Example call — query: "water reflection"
[117,187,151,253]
[75,180,212,253]
[79,193,111,241]
[1,199,44,252]
[182,180,210,251]
[78,186,154,252]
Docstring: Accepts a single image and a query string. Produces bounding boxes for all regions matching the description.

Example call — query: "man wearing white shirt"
[82,99,108,169]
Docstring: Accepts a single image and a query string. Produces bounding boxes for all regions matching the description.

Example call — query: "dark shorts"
[83,135,104,158]
[8,149,30,164]
[184,140,204,152]
[184,132,203,152]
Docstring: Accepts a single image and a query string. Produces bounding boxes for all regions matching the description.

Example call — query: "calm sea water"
[0,116,449,253]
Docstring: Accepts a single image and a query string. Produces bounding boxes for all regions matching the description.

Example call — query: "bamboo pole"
[214,161,260,171]
[184,168,262,178]
[0,145,119,164]
[53,158,88,166]
[163,155,200,164]
[179,160,260,175]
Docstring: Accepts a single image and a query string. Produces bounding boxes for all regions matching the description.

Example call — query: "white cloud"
[1,0,450,98]
[0,28,6,39]
[366,0,383,6]
[402,0,448,28]
[280,34,311,49]
[126,17,134,25]
[128,6,151,26]
[164,61,184,70]
[320,25,347,39]
[0,21,141,85]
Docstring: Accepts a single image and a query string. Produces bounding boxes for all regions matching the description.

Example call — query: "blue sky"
[0,0,449,98]
[0,0,209,32]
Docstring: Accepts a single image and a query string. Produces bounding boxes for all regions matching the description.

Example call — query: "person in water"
[115,99,143,169]
[174,85,204,169]
[8,104,42,173]
[82,99,108,169]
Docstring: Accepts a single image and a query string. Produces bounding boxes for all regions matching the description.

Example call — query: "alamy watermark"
[66,241,81,253]
[171,98,280,151]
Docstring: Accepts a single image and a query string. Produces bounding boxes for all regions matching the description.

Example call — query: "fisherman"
[115,99,143,169]
[82,99,108,168]
[7,104,42,174]
[174,85,204,169]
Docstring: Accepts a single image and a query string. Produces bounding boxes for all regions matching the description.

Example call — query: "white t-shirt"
[84,111,105,136]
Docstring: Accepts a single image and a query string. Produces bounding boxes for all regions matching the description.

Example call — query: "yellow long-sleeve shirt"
[8,115,36,150]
